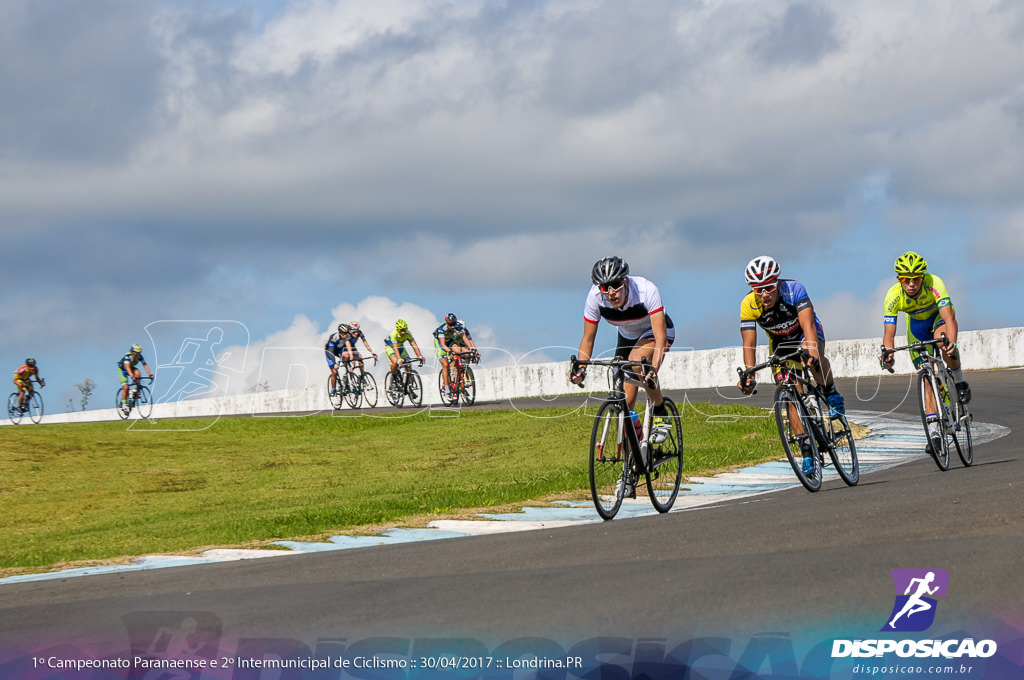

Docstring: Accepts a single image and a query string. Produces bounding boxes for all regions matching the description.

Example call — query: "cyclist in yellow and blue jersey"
[737,256,845,477]
[879,252,970,449]
[13,358,44,412]
[384,319,424,379]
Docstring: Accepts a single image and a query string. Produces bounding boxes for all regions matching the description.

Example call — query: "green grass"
[0,402,779,575]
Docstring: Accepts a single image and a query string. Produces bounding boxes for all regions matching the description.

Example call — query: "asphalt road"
[2,370,1021,663]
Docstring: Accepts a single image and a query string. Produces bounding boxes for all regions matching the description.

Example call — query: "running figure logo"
[882,568,949,632]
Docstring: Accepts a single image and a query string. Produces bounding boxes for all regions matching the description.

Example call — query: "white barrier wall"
[22,327,1024,425]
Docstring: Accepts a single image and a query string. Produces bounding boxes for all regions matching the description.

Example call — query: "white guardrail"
[20,327,1024,425]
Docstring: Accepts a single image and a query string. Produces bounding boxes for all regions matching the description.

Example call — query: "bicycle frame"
[571,355,683,519]
[739,348,859,490]
[882,335,973,470]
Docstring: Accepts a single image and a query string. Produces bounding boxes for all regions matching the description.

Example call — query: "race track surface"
[2,370,1021,669]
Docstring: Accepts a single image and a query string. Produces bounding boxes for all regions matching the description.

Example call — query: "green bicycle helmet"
[894,251,927,276]
[395,319,408,331]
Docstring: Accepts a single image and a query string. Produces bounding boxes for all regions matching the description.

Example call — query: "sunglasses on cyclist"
[599,280,626,294]
[898,275,924,284]
[752,281,779,294]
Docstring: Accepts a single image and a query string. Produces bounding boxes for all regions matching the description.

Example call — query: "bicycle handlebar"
[880,334,949,373]
[738,348,818,380]
[569,355,657,390]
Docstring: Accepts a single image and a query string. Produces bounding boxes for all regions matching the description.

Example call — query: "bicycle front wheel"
[646,397,683,513]
[941,370,972,467]
[115,387,130,420]
[460,365,476,406]
[27,391,44,424]
[8,393,23,425]
[589,399,628,520]
[437,368,456,406]
[917,371,950,471]
[343,373,361,409]
[824,413,859,486]
[360,373,378,408]
[136,386,153,419]
[774,386,822,492]
[407,370,423,407]
[328,376,343,410]
[384,372,404,407]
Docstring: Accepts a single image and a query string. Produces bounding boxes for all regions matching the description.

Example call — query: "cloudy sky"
[3,0,1023,411]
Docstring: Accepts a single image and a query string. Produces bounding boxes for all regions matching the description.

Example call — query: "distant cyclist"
[384,319,425,379]
[13,358,44,412]
[325,324,353,396]
[737,256,846,476]
[433,313,479,400]
[345,322,378,363]
[119,344,154,411]
[569,257,675,496]
[879,251,971,452]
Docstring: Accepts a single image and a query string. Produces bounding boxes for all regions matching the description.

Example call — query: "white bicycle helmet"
[744,255,781,287]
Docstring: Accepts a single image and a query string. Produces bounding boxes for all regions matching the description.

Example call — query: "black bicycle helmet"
[591,256,629,286]
[445,313,458,325]
[25,358,36,367]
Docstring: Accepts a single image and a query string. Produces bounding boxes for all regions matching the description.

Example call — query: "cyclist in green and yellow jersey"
[384,319,424,379]
[880,252,971,449]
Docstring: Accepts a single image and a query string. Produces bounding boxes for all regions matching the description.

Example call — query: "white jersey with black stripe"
[582,276,672,341]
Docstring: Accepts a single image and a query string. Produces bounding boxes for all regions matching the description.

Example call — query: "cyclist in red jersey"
[13,358,44,412]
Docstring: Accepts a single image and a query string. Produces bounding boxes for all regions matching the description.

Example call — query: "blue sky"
[2,0,1023,411]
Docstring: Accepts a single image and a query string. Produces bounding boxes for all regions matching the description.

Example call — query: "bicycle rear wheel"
[589,399,628,520]
[460,365,476,406]
[774,386,822,492]
[384,372,404,407]
[27,391,44,424]
[136,386,153,419]
[407,370,423,407]
[360,373,378,408]
[823,413,858,486]
[115,387,130,420]
[917,371,950,471]
[8,393,23,425]
[646,397,682,513]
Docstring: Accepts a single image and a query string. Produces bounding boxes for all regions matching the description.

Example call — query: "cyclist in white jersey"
[570,257,676,495]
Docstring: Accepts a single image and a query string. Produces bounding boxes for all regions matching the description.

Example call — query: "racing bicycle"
[117,376,154,420]
[385,357,424,408]
[8,379,44,425]
[881,335,972,470]
[570,355,683,520]
[438,349,478,406]
[739,348,859,492]
[329,355,378,409]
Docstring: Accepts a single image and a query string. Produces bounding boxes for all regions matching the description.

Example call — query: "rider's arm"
[361,337,375,355]
[938,304,958,353]
[576,319,598,363]
[143,361,153,378]
[797,306,821,362]
[649,310,668,371]
[410,340,423,360]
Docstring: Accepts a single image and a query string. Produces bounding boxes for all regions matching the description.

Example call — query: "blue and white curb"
[1,411,1008,585]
